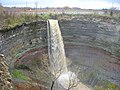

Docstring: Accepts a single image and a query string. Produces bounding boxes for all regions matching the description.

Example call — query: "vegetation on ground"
[0,9,58,29]
[12,69,30,81]
[93,80,120,90]
[0,7,119,30]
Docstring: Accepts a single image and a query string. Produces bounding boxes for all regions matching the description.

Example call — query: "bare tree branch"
[67,66,80,90]
[41,54,66,90]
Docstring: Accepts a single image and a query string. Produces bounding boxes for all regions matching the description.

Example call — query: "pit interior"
[0,16,120,90]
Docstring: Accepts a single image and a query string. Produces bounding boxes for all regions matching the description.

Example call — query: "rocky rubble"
[0,54,12,90]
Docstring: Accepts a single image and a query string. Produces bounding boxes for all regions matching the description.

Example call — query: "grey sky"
[1,0,120,9]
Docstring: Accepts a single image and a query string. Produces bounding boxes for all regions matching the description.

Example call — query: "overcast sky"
[1,0,120,9]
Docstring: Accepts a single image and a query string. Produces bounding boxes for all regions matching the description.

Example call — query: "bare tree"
[67,66,80,90]
[41,54,65,90]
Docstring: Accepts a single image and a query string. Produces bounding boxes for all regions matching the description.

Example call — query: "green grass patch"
[12,69,30,81]
[39,14,51,20]
[1,13,56,29]
[93,80,120,90]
